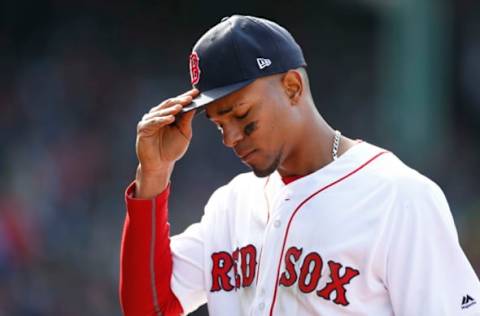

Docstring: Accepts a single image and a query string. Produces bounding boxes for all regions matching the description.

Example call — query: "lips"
[236,149,257,162]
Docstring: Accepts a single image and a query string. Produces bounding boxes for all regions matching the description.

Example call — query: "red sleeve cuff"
[124,181,171,215]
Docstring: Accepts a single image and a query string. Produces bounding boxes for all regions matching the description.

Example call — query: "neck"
[277,107,356,178]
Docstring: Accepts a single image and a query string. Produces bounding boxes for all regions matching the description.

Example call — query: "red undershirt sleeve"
[119,181,183,316]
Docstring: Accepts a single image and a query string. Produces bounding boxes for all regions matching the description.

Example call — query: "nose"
[222,124,243,148]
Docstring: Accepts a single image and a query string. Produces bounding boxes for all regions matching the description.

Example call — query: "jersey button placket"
[258,302,265,311]
[256,189,294,315]
[273,219,281,228]
[259,287,266,297]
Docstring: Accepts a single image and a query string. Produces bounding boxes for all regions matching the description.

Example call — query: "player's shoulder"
[362,144,456,238]
[361,142,445,200]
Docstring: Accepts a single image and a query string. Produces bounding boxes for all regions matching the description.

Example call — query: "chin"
[252,167,275,178]
[251,154,281,178]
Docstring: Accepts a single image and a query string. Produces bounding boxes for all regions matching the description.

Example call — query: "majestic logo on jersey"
[210,245,360,307]
[211,244,257,291]
[189,52,201,85]
[279,247,360,306]
[461,294,476,309]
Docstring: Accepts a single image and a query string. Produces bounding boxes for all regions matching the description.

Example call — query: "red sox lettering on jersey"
[210,244,360,306]
[210,244,258,291]
[279,247,359,306]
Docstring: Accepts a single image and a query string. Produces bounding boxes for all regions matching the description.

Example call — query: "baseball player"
[119,15,480,315]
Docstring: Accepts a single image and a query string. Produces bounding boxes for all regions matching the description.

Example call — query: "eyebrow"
[217,106,234,116]
[205,102,244,119]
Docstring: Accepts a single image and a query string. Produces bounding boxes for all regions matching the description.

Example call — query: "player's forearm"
[135,163,174,199]
[120,182,183,316]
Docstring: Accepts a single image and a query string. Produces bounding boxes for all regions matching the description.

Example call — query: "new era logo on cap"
[257,58,272,70]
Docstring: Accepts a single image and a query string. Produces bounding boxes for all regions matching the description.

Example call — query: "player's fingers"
[179,88,200,98]
[148,95,193,114]
[174,109,196,140]
[137,115,175,135]
[142,104,182,121]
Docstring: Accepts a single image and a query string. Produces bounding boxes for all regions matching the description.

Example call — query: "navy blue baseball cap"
[182,15,307,112]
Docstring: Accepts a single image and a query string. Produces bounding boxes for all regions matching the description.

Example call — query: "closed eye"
[235,110,250,120]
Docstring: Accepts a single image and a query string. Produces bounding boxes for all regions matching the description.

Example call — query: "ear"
[281,69,304,105]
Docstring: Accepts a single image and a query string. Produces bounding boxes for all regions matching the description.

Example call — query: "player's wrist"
[135,163,174,199]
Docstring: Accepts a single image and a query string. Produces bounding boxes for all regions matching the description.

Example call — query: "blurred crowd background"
[1,0,479,315]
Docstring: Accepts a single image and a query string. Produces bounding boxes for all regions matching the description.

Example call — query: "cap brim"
[182,79,255,113]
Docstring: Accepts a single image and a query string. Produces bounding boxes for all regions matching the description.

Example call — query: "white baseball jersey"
[167,142,480,315]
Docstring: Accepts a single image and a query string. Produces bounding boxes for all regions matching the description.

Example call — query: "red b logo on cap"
[190,52,201,85]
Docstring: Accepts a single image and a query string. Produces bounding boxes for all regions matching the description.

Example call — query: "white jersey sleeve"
[169,184,229,315]
[384,174,480,315]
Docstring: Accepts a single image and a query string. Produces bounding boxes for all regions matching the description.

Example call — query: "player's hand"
[136,89,199,173]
